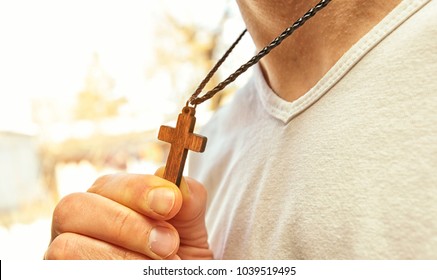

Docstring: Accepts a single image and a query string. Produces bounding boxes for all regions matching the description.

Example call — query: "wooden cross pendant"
[158,106,207,187]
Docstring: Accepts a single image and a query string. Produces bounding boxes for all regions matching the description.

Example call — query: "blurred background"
[0,0,254,259]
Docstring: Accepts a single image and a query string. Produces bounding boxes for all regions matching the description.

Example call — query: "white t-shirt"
[189,0,437,259]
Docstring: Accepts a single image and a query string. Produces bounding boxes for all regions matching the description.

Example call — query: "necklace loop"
[188,0,332,106]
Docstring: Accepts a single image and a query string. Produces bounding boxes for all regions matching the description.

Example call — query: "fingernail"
[147,187,175,216]
[149,227,178,258]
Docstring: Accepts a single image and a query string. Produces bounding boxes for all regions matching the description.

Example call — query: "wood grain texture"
[158,106,207,187]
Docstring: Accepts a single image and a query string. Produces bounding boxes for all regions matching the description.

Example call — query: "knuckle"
[52,193,83,233]
[113,208,135,240]
[45,234,74,260]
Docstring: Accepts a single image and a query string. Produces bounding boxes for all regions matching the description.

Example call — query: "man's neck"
[236,0,401,102]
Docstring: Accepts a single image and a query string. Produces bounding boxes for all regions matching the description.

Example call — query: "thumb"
[154,167,209,248]
[154,167,207,224]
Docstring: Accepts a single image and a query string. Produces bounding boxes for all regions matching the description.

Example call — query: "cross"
[158,106,207,187]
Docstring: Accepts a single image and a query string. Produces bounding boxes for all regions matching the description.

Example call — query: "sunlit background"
[0,0,254,259]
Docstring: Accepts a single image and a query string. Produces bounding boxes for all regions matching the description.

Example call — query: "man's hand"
[44,168,213,260]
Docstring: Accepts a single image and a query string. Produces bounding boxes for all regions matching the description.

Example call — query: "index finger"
[88,173,183,220]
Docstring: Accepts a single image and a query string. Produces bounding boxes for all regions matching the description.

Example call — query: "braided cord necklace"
[158,0,332,186]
